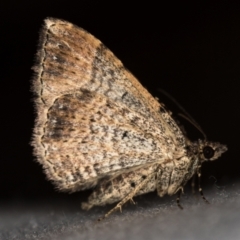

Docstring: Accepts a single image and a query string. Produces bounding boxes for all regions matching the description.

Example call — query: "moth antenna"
[158,88,207,139]
[178,113,207,139]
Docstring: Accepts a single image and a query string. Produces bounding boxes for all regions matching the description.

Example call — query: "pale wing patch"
[37,89,181,191]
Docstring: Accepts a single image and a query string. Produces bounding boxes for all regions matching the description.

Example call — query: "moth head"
[198,140,227,162]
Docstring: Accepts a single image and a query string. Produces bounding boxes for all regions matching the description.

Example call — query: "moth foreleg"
[197,164,210,204]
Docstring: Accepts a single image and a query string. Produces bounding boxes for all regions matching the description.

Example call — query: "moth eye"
[203,146,215,159]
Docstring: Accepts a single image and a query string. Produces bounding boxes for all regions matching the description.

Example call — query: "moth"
[32,18,227,220]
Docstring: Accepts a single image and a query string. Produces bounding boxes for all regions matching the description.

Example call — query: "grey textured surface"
[1,180,240,240]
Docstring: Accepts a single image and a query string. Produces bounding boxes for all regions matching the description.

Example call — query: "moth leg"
[191,174,196,194]
[82,165,157,211]
[129,198,136,205]
[98,172,154,221]
[197,164,210,204]
[176,187,184,209]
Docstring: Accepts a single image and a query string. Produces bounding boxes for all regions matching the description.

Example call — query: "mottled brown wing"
[32,18,186,192]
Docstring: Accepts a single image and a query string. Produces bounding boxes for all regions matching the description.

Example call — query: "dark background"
[1,1,240,239]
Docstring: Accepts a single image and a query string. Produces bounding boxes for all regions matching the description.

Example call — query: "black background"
[1,1,239,204]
